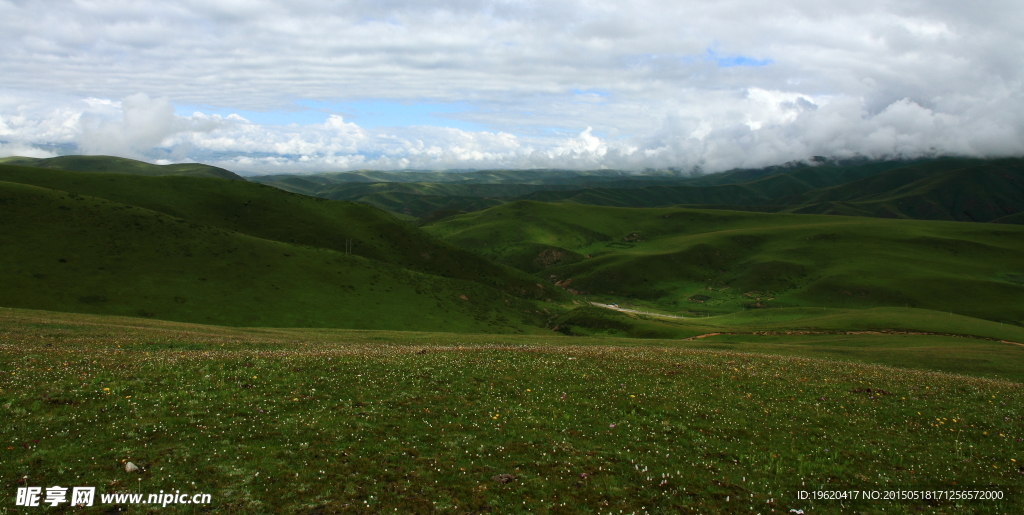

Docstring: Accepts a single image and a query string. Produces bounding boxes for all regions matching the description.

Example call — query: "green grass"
[2,307,1023,514]
[547,306,1024,380]
[424,202,1024,324]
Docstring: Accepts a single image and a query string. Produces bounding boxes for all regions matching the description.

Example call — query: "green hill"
[676,158,921,188]
[0,179,556,332]
[9,155,1024,333]
[505,158,1024,224]
[0,164,562,301]
[505,160,915,206]
[784,158,1024,222]
[252,168,667,186]
[0,162,578,331]
[251,174,691,218]
[0,155,245,181]
[424,201,1024,324]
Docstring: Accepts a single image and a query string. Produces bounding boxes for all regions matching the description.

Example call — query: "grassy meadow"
[4,156,1024,513]
[2,307,1024,514]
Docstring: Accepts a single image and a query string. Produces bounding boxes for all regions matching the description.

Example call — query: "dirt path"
[589,302,689,319]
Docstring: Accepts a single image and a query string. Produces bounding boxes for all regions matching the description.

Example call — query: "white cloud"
[0,0,1021,172]
[0,142,57,159]
[78,93,177,157]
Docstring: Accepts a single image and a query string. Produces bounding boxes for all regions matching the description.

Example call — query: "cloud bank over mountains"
[1,0,1022,173]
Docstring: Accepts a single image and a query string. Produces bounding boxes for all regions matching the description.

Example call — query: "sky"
[0,0,1022,174]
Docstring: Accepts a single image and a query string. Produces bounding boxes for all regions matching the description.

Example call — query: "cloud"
[78,93,178,157]
[0,1,1021,172]
[71,93,233,159]
[0,142,57,159]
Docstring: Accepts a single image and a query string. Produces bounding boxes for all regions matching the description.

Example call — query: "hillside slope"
[252,175,692,217]
[0,155,245,181]
[250,157,1024,224]
[0,180,551,332]
[783,158,1024,222]
[424,201,1024,323]
[0,164,563,300]
[507,158,1024,224]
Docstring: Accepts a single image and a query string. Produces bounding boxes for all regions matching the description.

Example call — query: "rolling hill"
[781,158,1024,221]
[7,154,1024,334]
[0,155,246,181]
[506,158,1024,223]
[251,157,1024,224]
[5,155,1023,515]
[0,164,563,301]
[423,201,1024,324]
[250,171,692,217]
[0,164,566,332]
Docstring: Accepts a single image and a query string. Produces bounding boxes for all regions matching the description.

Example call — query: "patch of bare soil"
[534,248,565,268]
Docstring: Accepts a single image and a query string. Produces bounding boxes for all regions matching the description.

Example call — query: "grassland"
[5,156,1024,513]
[0,169,565,332]
[0,164,560,300]
[2,307,1022,514]
[424,202,1024,325]
[547,306,1024,381]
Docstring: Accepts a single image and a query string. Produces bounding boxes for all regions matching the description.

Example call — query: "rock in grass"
[125,462,140,473]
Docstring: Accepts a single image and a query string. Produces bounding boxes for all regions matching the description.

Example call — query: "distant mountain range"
[251,157,1024,224]
[6,154,1021,223]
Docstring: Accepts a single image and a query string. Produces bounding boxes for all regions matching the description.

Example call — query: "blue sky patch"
[704,48,772,68]
[715,55,773,67]
[299,100,485,131]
